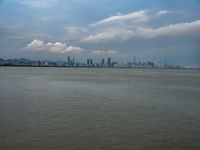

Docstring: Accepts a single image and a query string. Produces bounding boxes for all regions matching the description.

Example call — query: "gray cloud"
[18,0,59,8]
[91,50,117,55]
[65,26,89,41]
[0,21,18,30]
[90,50,125,60]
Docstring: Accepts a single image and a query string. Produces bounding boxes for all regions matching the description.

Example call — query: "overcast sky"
[0,0,200,66]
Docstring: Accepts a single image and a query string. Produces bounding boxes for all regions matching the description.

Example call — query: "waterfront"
[0,67,200,150]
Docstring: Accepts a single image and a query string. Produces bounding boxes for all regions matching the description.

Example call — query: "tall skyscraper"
[87,59,90,65]
[68,56,71,65]
[107,57,111,66]
[87,58,93,66]
[90,59,93,65]
[101,59,105,66]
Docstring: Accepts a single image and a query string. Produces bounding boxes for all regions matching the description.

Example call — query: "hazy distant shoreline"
[0,65,199,70]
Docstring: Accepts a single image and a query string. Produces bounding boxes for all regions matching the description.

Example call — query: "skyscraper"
[68,56,71,65]
[87,59,90,66]
[133,55,137,67]
[87,58,93,66]
[90,59,93,65]
[71,58,75,66]
[101,59,105,66]
[107,57,111,67]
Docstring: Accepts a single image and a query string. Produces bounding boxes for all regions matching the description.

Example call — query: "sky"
[0,0,200,66]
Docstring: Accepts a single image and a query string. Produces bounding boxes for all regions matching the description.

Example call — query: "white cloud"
[82,28,135,43]
[25,39,83,53]
[137,20,200,38]
[90,50,124,58]
[26,39,44,50]
[18,0,59,8]
[157,10,170,16]
[91,50,117,55]
[90,50,125,59]
[91,10,148,26]
[82,20,200,43]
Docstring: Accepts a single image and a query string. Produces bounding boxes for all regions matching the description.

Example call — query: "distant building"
[87,59,90,66]
[146,61,155,68]
[90,59,93,65]
[87,58,93,66]
[68,56,71,65]
[107,57,111,67]
[101,59,105,66]
[0,57,165,68]
[44,61,48,66]
[71,58,75,66]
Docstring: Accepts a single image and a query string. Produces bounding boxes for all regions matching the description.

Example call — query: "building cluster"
[0,57,116,67]
[0,57,182,69]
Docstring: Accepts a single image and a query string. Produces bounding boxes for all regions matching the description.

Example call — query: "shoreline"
[0,65,199,70]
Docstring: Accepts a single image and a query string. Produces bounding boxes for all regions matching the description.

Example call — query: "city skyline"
[0,0,200,66]
[0,56,184,69]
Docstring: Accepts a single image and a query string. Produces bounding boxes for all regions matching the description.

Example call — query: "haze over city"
[0,0,200,66]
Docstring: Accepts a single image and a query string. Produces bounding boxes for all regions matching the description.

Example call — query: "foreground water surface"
[0,67,200,150]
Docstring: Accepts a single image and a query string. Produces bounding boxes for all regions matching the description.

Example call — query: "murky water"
[0,67,200,150]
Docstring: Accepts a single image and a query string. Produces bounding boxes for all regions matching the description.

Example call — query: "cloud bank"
[91,10,148,26]
[137,20,200,38]
[25,39,83,53]
[83,20,200,43]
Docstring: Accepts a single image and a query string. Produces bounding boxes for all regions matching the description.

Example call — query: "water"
[0,67,200,150]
